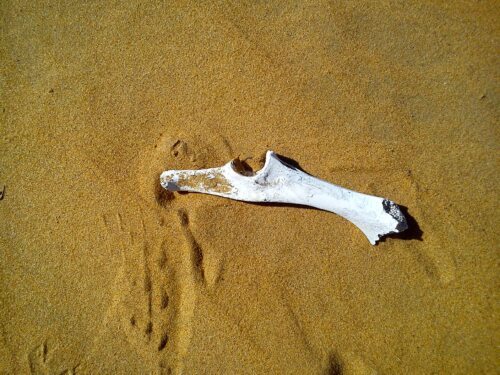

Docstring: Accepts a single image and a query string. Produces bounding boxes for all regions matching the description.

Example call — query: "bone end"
[382,199,408,233]
[366,200,408,245]
[160,171,182,191]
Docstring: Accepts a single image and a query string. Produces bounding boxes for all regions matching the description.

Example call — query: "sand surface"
[0,1,498,374]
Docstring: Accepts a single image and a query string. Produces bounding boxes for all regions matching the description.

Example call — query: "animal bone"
[160,151,408,244]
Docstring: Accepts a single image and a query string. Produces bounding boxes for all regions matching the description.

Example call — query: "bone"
[160,151,408,244]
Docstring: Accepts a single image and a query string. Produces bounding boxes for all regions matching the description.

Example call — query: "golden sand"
[0,1,498,373]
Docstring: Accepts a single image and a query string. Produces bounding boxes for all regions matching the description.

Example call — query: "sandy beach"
[1,1,498,373]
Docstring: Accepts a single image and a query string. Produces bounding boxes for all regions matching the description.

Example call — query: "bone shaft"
[280,175,389,237]
[299,179,380,216]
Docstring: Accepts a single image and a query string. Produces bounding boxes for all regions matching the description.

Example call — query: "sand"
[0,1,498,374]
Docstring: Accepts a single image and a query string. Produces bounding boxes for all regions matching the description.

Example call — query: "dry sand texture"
[0,1,498,374]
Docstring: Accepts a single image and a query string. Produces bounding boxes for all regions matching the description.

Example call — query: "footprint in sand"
[28,341,79,375]
[111,132,229,374]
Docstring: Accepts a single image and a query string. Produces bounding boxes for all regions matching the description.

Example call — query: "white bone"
[160,151,407,244]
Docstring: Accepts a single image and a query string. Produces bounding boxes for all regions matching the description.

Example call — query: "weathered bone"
[160,151,407,244]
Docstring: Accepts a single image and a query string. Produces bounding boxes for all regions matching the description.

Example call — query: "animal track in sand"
[102,132,229,373]
[326,351,378,375]
[28,342,49,375]
[28,341,79,375]
[109,209,178,373]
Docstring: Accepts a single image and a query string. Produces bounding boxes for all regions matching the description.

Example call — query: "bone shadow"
[275,153,306,172]
[377,205,423,243]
